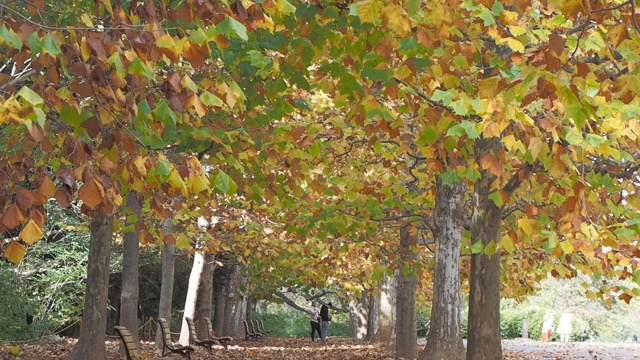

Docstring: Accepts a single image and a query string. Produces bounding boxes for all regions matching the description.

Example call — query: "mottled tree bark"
[421,180,466,360]
[364,291,379,343]
[179,252,205,345]
[119,192,141,352]
[349,292,368,339]
[467,138,505,360]
[196,252,214,339]
[66,210,113,360]
[395,225,418,359]
[155,232,175,349]
[223,262,239,337]
[378,267,396,342]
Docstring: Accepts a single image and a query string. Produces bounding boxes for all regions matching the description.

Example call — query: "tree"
[119,192,141,349]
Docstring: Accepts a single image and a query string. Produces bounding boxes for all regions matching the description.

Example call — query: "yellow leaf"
[504,37,525,53]
[131,156,147,177]
[169,169,189,197]
[80,13,94,27]
[517,218,536,236]
[39,176,57,199]
[155,34,178,60]
[384,4,411,36]
[482,120,501,138]
[176,233,190,250]
[560,240,574,254]
[19,220,43,245]
[4,240,27,264]
[358,0,383,23]
[528,137,542,160]
[498,234,515,253]
[80,37,91,62]
[99,0,114,17]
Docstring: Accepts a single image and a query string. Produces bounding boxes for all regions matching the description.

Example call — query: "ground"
[1,336,639,359]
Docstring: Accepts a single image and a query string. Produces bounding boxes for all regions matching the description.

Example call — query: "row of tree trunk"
[68,161,509,360]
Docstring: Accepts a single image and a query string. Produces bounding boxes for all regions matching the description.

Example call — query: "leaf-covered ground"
[2,337,640,359]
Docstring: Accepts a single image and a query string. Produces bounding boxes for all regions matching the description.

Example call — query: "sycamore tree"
[0,0,314,357]
[259,1,640,359]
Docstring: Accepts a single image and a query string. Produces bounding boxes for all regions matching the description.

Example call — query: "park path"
[501,338,640,359]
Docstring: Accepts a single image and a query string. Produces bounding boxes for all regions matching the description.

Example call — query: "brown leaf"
[233,0,249,21]
[548,33,565,55]
[55,187,73,208]
[16,189,36,214]
[1,203,25,230]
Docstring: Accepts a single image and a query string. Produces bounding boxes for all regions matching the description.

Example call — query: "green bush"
[0,264,38,341]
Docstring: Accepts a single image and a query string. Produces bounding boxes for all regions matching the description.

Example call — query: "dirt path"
[2,337,640,359]
[502,339,640,359]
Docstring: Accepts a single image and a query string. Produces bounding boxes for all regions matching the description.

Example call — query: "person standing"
[309,301,321,342]
[541,310,554,342]
[557,312,572,342]
[319,302,332,342]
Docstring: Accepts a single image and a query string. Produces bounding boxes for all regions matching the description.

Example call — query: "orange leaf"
[31,207,45,229]
[480,154,502,177]
[39,176,57,200]
[78,178,106,209]
[19,219,43,245]
[4,240,27,264]
[1,203,25,230]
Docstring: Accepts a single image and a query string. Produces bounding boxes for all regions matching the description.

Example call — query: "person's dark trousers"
[310,320,321,341]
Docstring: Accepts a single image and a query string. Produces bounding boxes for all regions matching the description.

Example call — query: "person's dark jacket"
[320,304,331,322]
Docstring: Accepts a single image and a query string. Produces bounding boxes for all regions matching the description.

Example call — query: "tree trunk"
[213,287,226,335]
[223,262,239,337]
[179,251,205,345]
[395,225,418,359]
[364,291,379,343]
[349,292,368,339]
[467,138,504,360]
[231,268,249,338]
[66,210,113,360]
[196,252,214,340]
[421,180,466,360]
[379,267,395,342]
[258,300,268,313]
[119,192,140,352]
[155,231,176,349]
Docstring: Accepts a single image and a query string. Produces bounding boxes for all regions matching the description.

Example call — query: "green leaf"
[451,100,468,116]
[439,170,461,184]
[217,16,248,41]
[17,87,44,106]
[405,0,422,17]
[200,91,224,107]
[417,125,439,146]
[128,57,154,81]
[213,171,238,195]
[0,24,22,50]
[478,7,495,26]
[41,35,61,55]
[106,53,125,78]
[471,240,484,254]
[431,90,453,105]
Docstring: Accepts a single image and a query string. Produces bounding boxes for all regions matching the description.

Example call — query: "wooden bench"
[114,326,142,360]
[258,319,274,335]
[185,317,233,352]
[252,320,270,336]
[203,317,233,349]
[243,319,262,341]
[158,317,196,360]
